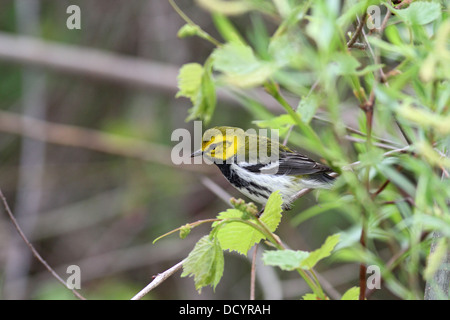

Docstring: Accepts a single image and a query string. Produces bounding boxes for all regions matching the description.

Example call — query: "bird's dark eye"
[207,143,219,152]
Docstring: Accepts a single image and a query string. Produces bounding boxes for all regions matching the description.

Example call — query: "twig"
[0,188,86,300]
[359,226,367,300]
[250,244,258,300]
[168,0,221,47]
[347,12,368,48]
[131,259,185,300]
[371,179,391,199]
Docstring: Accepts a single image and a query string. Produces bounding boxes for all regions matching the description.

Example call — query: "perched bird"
[191,126,335,210]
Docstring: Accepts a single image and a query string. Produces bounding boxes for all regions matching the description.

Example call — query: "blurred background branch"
[3,0,47,300]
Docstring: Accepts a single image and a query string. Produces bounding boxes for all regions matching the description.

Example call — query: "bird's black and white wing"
[238,150,332,176]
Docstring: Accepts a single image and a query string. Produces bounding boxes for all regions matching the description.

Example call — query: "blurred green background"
[2,0,445,300]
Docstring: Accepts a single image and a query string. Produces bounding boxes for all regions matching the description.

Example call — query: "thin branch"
[371,179,391,199]
[131,259,185,300]
[359,226,367,300]
[0,188,86,300]
[250,244,258,300]
[347,12,368,48]
[168,0,221,47]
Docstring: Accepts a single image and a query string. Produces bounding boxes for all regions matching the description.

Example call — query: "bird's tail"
[310,172,335,188]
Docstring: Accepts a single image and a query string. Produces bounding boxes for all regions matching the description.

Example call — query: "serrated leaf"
[299,234,340,269]
[215,209,263,255]
[341,286,360,300]
[177,60,217,123]
[215,192,283,255]
[390,1,441,26]
[212,42,276,87]
[262,249,310,271]
[181,235,224,292]
[176,63,203,100]
[260,191,283,232]
[263,233,340,272]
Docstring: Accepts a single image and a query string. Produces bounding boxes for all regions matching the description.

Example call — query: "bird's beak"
[191,149,203,158]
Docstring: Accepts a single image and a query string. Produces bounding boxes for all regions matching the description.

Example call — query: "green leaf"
[330,52,361,75]
[330,52,383,76]
[385,24,404,46]
[212,42,276,87]
[268,33,304,68]
[181,235,224,292]
[302,293,320,300]
[253,114,295,136]
[197,59,217,123]
[377,163,416,197]
[299,234,340,269]
[396,104,450,135]
[390,1,441,26]
[176,63,203,100]
[263,233,341,271]
[215,209,262,255]
[176,60,217,123]
[358,147,385,167]
[341,286,360,300]
[212,13,246,45]
[262,249,310,271]
[215,192,283,255]
[297,95,319,124]
[260,191,283,231]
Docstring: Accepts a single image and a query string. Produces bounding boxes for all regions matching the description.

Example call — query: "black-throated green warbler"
[191,126,335,210]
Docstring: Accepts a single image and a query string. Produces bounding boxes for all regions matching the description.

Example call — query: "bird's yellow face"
[193,127,246,162]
